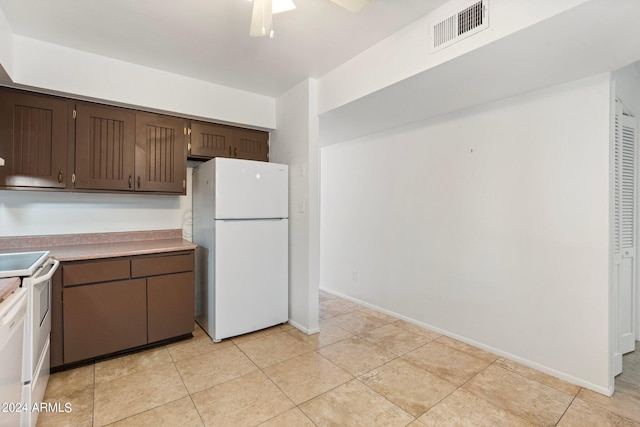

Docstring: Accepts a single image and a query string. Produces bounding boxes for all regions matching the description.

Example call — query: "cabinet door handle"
[234,147,237,157]
[228,146,232,157]
[57,170,63,183]
[128,175,132,188]
[137,176,141,188]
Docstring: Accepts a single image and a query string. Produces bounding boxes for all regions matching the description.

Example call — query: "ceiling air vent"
[430,0,489,53]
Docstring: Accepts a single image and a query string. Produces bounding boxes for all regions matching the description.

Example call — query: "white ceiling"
[0,0,447,97]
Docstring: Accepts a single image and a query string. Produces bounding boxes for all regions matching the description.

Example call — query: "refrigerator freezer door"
[214,218,288,341]
[215,158,288,219]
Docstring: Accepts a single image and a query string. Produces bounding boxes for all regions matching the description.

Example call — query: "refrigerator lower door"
[214,218,288,341]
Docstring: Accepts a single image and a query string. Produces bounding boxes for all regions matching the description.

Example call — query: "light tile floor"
[37,291,640,426]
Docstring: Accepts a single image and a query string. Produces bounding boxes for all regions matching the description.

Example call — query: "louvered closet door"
[614,100,637,360]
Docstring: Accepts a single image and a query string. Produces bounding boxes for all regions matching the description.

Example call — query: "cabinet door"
[135,113,187,194]
[74,103,136,191]
[189,121,234,159]
[63,279,147,363]
[233,128,269,162]
[0,88,68,188]
[147,271,194,342]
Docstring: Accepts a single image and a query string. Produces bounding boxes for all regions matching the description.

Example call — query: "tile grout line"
[95,349,193,426]
[441,358,535,426]
[232,338,314,426]
[169,342,208,426]
[553,394,578,426]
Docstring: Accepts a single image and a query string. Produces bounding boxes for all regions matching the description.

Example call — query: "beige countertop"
[48,238,197,261]
[0,230,197,262]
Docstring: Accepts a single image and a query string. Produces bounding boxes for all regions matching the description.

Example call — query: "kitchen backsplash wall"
[0,166,195,240]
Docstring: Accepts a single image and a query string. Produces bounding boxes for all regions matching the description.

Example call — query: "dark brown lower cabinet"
[63,279,147,364]
[54,250,195,367]
[147,271,194,342]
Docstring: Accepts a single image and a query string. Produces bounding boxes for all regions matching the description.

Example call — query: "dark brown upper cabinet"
[135,113,187,194]
[0,88,69,189]
[74,103,136,191]
[189,121,235,159]
[0,87,268,195]
[234,128,269,162]
[188,121,269,162]
[74,107,186,194]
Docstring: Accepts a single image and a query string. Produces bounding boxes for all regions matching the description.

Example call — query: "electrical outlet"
[352,270,358,281]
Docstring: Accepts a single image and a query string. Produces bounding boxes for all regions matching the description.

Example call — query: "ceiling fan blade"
[250,0,273,37]
[329,0,370,13]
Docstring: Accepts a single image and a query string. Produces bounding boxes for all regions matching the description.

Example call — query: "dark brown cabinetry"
[54,250,195,366]
[0,88,69,189]
[233,128,269,162]
[74,103,136,191]
[64,279,147,363]
[74,107,186,194]
[135,113,187,194]
[1,86,269,194]
[189,121,234,159]
[147,272,194,342]
[188,121,269,162]
[132,252,194,342]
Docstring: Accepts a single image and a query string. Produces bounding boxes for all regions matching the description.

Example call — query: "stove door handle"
[28,259,60,285]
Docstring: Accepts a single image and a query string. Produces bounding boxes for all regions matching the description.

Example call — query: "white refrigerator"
[192,158,288,342]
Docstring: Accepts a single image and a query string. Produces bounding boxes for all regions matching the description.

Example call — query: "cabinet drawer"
[63,259,130,286]
[131,251,194,278]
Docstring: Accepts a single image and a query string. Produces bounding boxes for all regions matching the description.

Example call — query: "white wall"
[614,65,640,118]
[270,79,320,334]
[317,0,640,146]
[9,36,275,129]
[318,0,589,114]
[0,165,195,239]
[320,74,612,393]
[0,6,12,81]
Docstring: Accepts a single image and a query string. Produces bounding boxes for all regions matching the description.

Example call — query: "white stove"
[0,251,58,427]
[0,285,27,427]
[0,252,49,278]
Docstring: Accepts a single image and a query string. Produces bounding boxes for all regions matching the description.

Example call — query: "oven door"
[0,289,27,427]
[22,259,58,382]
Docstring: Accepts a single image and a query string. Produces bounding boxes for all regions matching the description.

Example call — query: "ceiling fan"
[250,0,371,38]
